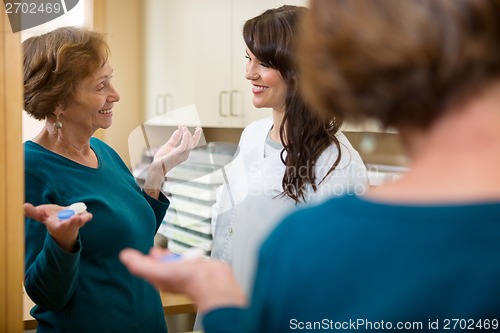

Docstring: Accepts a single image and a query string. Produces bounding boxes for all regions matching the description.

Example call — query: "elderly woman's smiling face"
[60,61,120,133]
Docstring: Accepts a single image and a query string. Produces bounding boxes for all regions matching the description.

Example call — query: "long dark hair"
[243,5,343,204]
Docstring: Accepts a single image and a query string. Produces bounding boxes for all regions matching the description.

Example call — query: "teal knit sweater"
[25,137,169,333]
[204,195,500,332]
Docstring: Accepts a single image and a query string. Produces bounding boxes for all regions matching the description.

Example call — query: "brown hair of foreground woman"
[298,0,500,130]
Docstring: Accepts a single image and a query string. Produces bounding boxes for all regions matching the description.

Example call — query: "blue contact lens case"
[57,209,75,220]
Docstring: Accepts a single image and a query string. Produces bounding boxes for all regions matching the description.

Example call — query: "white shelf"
[167,240,191,255]
[164,182,217,202]
[169,197,212,219]
[167,240,209,257]
[163,212,212,235]
[161,225,212,251]
[167,168,223,185]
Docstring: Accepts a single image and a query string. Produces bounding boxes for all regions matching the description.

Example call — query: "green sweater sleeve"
[142,190,170,231]
[202,251,279,333]
[202,233,283,333]
[24,173,82,311]
[203,307,245,333]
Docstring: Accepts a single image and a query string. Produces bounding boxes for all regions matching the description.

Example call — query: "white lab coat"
[210,117,369,293]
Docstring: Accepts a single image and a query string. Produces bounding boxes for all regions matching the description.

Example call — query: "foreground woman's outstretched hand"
[119,247,247,313]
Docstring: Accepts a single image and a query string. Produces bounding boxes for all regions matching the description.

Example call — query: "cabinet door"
[189,0,235,127]
[144,0,171,120]
[145,0,203,120]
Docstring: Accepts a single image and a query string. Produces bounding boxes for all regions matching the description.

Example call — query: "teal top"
[24,138,169,333]
[203,194,500,333]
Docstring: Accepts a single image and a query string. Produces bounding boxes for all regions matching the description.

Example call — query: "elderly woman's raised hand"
[24,203,93,252]
[144,126,202,198]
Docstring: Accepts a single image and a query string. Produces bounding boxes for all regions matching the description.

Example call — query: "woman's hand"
[119,247,247,313]
[144,126,203,198]
[24,203,93,252]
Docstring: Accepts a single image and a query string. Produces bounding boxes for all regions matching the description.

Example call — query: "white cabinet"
[144,0,307,128]
[144,0,231,126]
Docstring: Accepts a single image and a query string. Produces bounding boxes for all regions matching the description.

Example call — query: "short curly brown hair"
[298,0,500,130]
[23,27,109,120]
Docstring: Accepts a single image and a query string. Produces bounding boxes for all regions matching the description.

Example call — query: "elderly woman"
[23,27,200,333]
[119,0,500,332]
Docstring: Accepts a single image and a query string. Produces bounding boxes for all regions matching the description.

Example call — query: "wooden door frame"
[1,8,24,333]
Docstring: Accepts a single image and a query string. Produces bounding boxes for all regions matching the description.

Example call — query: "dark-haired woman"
[210,5,367,294]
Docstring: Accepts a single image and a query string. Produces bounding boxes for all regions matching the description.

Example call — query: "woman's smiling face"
[60,61,120,132]
[245,48,287,113]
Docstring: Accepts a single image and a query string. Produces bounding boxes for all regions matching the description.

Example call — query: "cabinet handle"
[230,90,242,117]
[156,93,174,115]
[156,94,165,115]
[219,91,229,117]
[165,93,174,112]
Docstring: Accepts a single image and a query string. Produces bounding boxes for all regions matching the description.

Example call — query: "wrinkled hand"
[24,203,93,252]
[154,126,203,171]
[144,126,202,198]
[119,247,247,313]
